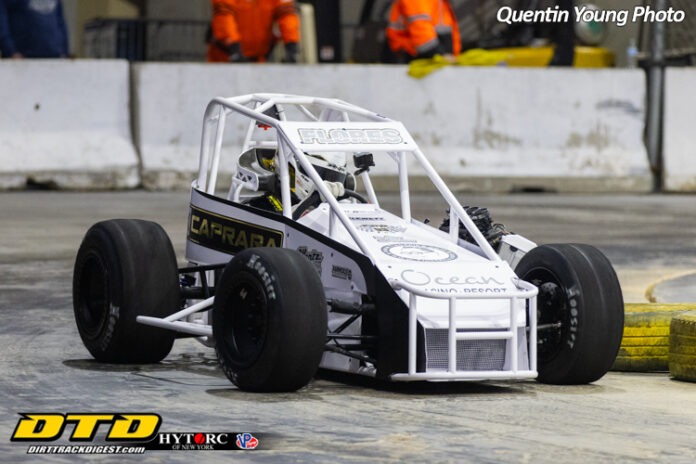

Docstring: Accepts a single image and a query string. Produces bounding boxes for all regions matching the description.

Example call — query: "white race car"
[73,94,624,392]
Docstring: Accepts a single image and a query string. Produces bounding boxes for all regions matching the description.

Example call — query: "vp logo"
[235,432,259,450]
[11,413,162,442]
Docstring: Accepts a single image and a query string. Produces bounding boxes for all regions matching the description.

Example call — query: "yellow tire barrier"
[669,312,696,382]
[612,304,695,372]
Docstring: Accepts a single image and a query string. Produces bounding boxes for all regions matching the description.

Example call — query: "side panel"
[185,188,419,379]
[186,189,371,294]
[374,272,425,379]
[189,204,284,255]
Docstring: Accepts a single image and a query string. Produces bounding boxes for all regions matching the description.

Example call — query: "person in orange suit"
[207,0,300,63]
[386,0,460,63]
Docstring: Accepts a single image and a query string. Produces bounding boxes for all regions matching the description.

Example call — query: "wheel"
[213,248,327,392]
[516,244,624,384]
[669,311,696,382]
[73,219,179,363]
[613,303,693,372]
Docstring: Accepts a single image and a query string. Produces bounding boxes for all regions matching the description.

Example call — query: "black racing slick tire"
[213,248,327,392]
[73,219,179,363]
[516,244,624,385]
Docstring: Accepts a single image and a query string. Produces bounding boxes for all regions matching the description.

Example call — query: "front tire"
[73,219,179,363]
[213,248,327,392]
[516,244,624,384]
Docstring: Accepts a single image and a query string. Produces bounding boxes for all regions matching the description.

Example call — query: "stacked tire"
[669,312,696,382]
[612,304,693,372]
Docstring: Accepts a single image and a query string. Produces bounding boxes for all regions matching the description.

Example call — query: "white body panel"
[299,203,526,330]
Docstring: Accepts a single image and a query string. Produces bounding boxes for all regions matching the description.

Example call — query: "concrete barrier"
[664,68,696,192]
[0,60,138,189]
[1,61,651,192]
[133,63,650,192]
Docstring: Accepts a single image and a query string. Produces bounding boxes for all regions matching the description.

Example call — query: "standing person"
[0,0,68,58]
[385,0,460,63]
[207,0,300,63]
[549,0,575,66]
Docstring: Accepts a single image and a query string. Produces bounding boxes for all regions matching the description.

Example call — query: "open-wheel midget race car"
[73,93,624,392]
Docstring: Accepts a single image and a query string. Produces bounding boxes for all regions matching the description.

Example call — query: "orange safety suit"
[386,0,460,60]
[207,0,300,62]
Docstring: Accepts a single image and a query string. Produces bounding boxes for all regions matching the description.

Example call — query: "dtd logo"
[11,413,161,442]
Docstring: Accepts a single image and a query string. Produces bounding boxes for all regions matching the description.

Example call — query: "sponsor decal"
[188,205,283,255]
[11,413,161,442]
[247,254,277,300]
[381,244,457,262]
[568,295,578,349]
[358,224,407,233]
[298,128,403,145]
[400,269,508,294]
[297,246,324,276]
[235,433,259,450]
[11,413,263,454]
[371,235,415,243]
[150,432,260,451]
[331,265,352,281]
[349,216,385,221]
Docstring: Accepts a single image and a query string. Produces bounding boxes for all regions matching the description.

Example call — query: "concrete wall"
[0,60,658,192]
[133,63,650,192]
[0,60,139,189]
[664,68,696,192]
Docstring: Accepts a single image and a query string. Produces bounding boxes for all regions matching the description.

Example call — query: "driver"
[241,150,357,215]
[295,153,349,198]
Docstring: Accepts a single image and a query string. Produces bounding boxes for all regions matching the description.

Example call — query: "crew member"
[0,0,69,58]
[386,0,461,63]
[207,0,300,63]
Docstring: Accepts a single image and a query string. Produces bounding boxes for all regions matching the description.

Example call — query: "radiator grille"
[425,329,506,371]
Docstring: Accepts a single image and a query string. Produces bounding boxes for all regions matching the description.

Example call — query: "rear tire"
[73,219,179,363]
[516,244,624,384]
[213,248,327,392]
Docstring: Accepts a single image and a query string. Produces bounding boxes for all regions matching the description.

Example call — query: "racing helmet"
[236,147,278,193]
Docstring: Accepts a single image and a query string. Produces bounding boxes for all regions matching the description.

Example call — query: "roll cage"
[196,93,503,263]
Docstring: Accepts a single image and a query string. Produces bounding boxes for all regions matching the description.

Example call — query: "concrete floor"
[1,191,695,463]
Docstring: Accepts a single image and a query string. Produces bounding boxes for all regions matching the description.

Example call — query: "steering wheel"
[292,189,369,220]
[338,189,369,204]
